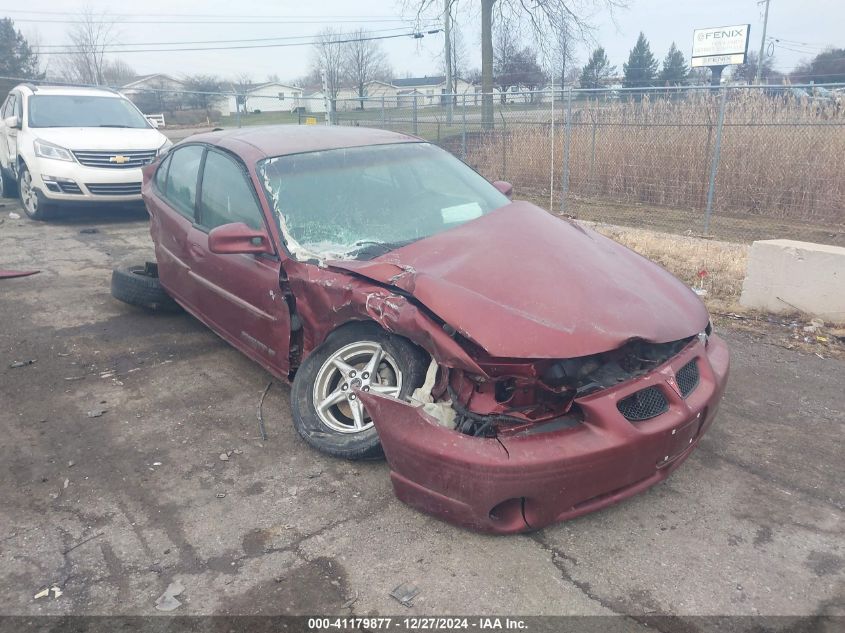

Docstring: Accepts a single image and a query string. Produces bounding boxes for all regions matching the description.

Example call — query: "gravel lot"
[0,200,843,625]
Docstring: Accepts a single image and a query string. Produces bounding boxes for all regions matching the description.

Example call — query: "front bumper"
[359,334,730,534]
[30,158,144,203]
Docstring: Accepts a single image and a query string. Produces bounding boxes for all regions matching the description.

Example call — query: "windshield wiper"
[98,124,133,128]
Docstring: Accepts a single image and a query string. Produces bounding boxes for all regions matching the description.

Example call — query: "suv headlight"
[156,139,173,157]
[33,139,75,162]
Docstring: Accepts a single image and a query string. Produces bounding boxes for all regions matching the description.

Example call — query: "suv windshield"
[258,142,509,261]
[28,95,151,128]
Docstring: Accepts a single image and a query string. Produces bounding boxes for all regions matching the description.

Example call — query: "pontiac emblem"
[665,371,683,398]
[109,155,129,164]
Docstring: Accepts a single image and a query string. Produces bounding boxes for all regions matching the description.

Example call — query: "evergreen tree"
[579,47,616,89]
[658,43,689,86]
[622,32,658,88]
[0,18,42,97]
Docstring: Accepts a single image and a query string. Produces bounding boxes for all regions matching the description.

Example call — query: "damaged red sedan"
[122,125,729,534]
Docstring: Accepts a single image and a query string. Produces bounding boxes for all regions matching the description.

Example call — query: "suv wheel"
[19,165,52,221]
[290,323,428,460]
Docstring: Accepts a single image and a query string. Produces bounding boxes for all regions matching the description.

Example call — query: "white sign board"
[691,24,750,67]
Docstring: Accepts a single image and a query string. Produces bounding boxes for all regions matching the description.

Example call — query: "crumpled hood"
[330,202,709,359]
[30,127,167,151]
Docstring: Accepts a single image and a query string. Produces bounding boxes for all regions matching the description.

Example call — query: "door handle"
[189,242,205,259]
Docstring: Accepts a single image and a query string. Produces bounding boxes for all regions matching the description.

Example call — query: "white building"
[225,82,304,115]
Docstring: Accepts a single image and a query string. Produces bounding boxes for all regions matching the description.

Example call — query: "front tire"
[291,323,428,460]
[19,165,53,221]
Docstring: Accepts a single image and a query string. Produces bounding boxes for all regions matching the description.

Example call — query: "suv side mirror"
[492,180,513,199]
[208,222,274,255]
[4,115,21,130]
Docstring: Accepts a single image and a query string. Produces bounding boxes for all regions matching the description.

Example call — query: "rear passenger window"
[162,145,204,219]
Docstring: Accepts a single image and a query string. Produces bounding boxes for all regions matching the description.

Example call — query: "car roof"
[16,84,123,99]
[187,125,421,159]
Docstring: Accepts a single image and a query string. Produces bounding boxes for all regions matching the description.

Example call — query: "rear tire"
[291,323,428,460]
[111,263,181,312]
[0,166,17,198]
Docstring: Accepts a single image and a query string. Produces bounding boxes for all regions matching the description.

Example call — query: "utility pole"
[444,0,453,124]
[755,0,771,84]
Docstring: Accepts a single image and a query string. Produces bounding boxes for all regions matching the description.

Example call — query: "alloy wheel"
[312,341,402,433]
[20,170,37,216]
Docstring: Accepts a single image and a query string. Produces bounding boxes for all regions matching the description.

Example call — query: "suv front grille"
[617,386,669,422]
[676,359,700,398]
[73,149,157,169]
[85,182,142,196]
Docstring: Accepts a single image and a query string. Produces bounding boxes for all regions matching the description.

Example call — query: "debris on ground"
[257,381,272,441]
[389,582,421,608]
[33,585,62,600]
[79,228,100,234]
[215,492,226,498]
[62,532,103,555]
[8,212,20,220]
[9,359,36,368]
[86,409,107,418]
[1,270,40,280]
[713,311,845,360]
[154,580,185,612]
[219,452,231,461]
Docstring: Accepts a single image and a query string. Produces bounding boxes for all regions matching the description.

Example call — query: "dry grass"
[467,91,845,226]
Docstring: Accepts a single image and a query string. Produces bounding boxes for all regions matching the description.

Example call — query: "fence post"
[236,96,241,128]
[560,87,574,214]
[589,113,597,194]
[412,95,418,135]
[461,93,467,159]
[704,86,728,235]
[381,95,386,127]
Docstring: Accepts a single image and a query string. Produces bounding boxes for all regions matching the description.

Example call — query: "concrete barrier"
[740,239,845,323]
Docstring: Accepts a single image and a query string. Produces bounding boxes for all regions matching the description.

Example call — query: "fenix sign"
[691,24,750,68]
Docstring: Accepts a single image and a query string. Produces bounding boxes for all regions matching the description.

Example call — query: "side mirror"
[208,222,274,255]
[492,180,513,199]
[4,115,21,130]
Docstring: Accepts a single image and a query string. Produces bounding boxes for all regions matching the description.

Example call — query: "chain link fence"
[4,77,843,304]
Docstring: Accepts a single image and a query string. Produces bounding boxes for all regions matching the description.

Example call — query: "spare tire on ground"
[111,263,181,312]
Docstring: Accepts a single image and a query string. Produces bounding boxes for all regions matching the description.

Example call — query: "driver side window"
[199,150,265,231]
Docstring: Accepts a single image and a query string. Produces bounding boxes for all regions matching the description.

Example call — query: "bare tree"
[311,28,346,114]
[410,0,626,128]
[547,17,577,88]
[102,59,135,86]
[56,7,118,85]
[344,29,390,109]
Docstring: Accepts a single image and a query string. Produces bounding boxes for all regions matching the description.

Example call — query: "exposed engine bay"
[425,335,699,438]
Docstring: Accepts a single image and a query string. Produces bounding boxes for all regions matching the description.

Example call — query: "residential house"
[121,74,188,112]
[225,82,304,115]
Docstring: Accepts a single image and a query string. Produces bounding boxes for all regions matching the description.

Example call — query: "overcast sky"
[1,0,842,84]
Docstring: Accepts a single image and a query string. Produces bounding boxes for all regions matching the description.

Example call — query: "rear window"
[28,95,151,128]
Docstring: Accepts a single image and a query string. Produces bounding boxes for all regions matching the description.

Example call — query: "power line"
[30,26,425,50]
[34,30,443,55]
[11,17,428,25]
[1,9,418,19]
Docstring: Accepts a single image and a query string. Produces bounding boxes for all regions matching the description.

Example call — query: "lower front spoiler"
[358,335,730,534]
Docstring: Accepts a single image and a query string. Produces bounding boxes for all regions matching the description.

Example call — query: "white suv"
[0,84,172,220]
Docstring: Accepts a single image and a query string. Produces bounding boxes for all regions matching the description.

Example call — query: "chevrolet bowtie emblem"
[109,155,129,164]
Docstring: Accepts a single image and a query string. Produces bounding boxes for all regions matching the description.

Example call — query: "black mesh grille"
[676,359,700,398]
[617,386,668,421]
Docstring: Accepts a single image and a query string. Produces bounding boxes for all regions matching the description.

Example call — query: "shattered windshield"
[258,142,509,261]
